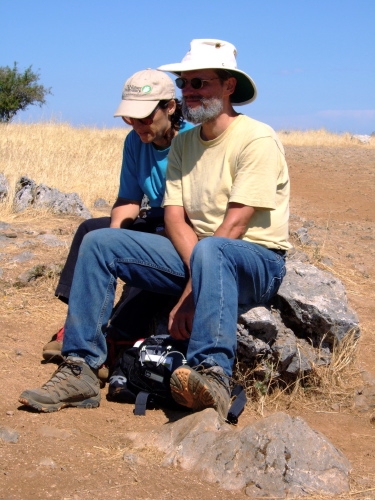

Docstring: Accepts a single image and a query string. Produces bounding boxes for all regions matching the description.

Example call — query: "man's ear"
[224,77,237,97]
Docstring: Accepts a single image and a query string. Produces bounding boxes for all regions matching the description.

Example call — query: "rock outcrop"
[126,409,351,498]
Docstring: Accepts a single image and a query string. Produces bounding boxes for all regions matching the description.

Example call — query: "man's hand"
[168,281,195,339]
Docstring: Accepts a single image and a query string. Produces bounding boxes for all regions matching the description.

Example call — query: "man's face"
[180,69,225,124]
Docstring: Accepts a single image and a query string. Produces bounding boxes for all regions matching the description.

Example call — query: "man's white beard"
[182,97,224,124]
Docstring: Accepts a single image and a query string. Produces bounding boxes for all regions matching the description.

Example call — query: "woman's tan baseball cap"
[114,69,175,119]
[158,39,257,106]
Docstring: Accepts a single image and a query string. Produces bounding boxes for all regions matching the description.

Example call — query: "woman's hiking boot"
[42,326,65,362]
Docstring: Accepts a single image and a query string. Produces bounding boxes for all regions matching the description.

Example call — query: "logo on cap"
[142,85,152,94]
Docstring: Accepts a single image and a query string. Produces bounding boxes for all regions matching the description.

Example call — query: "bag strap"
[134,391,150,416]
[226,384,247,425]
[134,385,247,423]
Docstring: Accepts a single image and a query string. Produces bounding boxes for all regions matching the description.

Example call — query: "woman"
[43,69,193,362]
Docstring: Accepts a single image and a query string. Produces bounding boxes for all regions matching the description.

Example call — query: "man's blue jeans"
[62,229,286,376]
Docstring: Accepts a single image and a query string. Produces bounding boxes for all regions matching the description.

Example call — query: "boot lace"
[42,360,83,389]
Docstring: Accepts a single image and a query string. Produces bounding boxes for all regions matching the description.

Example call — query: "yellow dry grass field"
[0,122,130,212]
[0,122,373,216]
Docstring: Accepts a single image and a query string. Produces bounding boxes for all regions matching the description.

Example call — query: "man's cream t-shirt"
[163,115,291,251]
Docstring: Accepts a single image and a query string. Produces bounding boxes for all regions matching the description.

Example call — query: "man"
[19,39,290,420]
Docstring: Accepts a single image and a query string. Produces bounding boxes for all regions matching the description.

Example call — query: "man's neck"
[200,108,240,141]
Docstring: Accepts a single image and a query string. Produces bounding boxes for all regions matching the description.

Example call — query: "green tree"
[0,62,52,122]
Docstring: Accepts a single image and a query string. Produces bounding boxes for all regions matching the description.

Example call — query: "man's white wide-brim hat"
[158,39,257,106]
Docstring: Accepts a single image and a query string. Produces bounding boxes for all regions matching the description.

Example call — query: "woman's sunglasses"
[175,77,220,90]
[123,103,162,126]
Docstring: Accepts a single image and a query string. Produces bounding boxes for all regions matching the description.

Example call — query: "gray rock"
[0,221,11,230]
[0,173,9,201]
[238,306,278,343]
[351,134,371,144]
[0,426,19,443]
[33,183,92,219]
[320,256,333,267]
[17,263,62,283]
[302,220,315,228]
[14,177,36,211]
[287,248,310,262]
[94,198,109,207]
[13,176,92,219]
[291,227,312,245]
[237,325,272,359]
[36,233,66,247]
[127,409,351,498]
[274,260,360,346]
[9,251,35,263]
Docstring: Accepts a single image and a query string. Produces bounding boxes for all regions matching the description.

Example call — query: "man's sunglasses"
[175,77,220,90]
[123,103,162,126]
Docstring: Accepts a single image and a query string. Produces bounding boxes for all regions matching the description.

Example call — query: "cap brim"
[157,63,257,105]
[113,99,160,118]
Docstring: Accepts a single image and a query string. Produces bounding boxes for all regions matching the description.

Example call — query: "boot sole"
[170,366,216,411]
[18,393,100,413]
[42,351,64,363]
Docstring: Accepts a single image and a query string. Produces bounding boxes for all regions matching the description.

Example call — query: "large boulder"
[274,260,359,345]
[126,409,351,498]
[235,260,359,377]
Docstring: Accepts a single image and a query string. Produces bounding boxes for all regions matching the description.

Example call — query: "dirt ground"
[0,146,374,500]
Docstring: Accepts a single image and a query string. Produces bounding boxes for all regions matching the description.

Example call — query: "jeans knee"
[80,228,113,254]
[191,238,219,269]
[78,216,110,233]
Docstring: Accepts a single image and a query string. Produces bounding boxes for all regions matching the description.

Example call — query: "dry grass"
[0,121,130,213]
[235,329,361,416]
[278,128,374,148]
[0,122,374,217]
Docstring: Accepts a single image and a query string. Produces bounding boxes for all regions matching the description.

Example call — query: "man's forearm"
[214,203,255,239]
[165,219,198,272]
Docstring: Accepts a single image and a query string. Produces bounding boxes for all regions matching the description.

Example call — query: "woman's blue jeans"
[62,228,286,376]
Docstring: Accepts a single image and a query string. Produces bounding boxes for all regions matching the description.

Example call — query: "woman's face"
[122,100,177,149]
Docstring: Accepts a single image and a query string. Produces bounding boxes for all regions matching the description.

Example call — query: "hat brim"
[157,63,257,105]
[113,99,161,118]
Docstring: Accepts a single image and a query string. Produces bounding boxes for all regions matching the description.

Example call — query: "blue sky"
[1,0,374,133]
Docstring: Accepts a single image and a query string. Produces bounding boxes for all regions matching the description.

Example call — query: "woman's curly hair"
[159,98,184,143]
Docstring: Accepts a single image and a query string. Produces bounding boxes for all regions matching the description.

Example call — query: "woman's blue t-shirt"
[118,121,193,207]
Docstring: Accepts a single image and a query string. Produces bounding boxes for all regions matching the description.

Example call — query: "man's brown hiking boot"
[19,357,101,412]
[170,365,230,420]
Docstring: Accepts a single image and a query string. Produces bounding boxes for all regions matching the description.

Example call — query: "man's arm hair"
[214,202,255,239]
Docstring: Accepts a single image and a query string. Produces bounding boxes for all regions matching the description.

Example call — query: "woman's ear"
[167,99,177,115]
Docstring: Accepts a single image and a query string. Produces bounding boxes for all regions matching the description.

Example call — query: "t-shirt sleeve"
[117,132,144,201]
[229,136,281,210]
[162,136,184,207]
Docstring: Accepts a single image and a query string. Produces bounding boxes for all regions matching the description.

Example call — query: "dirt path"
[0,146,374,499]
